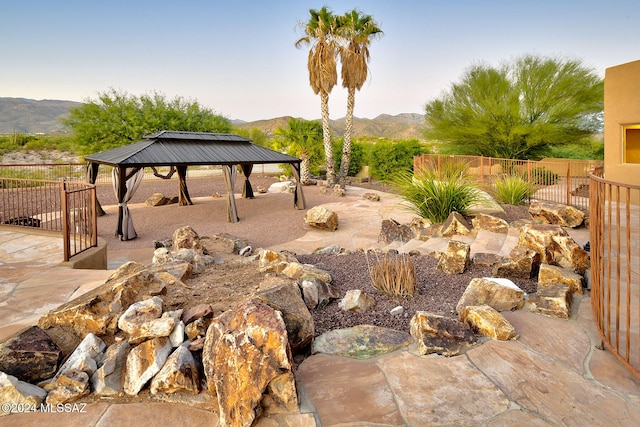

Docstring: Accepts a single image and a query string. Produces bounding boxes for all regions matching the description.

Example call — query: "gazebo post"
[176,165,193,206]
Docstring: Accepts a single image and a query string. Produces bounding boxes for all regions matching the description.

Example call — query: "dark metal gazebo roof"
[84,130,301,167]
[84,131,305,241]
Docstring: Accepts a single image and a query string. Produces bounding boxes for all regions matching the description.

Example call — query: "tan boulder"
[440,212,472,237]
[379,218,416,243]
[38,269,168,337]
[145,193,169,207]
[150,345,200,395]
[254,283,315,354]
[203,300,297,427]
[518,223,589,274]
[524,284,573,319]
[44,369,90,405]
[338,289,375,313]
[258,249,298,274]
[456,277,525,313]
[304,206,339,231]
[0,372,47,417]
[123,337,173,396]
[529,201,585,228]
[472,213,509,234]
[409,217,435,241]
[437,240,470,274]
[409,311,478,356]
[538,263,583,295]
[172,225,203,253]
[492,245,541,279]
[459,305,517,341]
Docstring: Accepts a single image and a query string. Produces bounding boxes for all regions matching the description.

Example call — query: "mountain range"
[0,97,425,140]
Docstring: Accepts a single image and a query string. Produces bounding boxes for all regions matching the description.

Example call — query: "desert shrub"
[393,168,490,223]
[530,167,559,185]
[333,139,366,176]
[367,253,417,299]
[369,139,426,182]
[492,175,536,205]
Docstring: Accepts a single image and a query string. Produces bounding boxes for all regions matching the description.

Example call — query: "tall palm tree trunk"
[320,91,336,186]
[339,87,356,188]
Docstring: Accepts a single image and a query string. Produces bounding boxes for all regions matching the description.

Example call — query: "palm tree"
[274,118,323,185]
[336,10,383,188]
[296,7,339,185]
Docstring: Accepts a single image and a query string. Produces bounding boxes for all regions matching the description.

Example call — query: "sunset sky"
[2,0,639,121]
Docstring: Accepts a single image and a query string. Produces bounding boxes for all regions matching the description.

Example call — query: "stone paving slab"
[297,353,405,426]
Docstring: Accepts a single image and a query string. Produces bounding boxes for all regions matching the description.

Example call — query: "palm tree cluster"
[296,7,382,188]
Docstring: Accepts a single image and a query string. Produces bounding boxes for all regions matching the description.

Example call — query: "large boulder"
[492,245,541,279]
[254,283,315,354]
[149,344,200,396]
[123,337,173,396]
[440,212,472,237]
[459,305,517,341]
[409,311,478,356]
[518,223,589,274]
[91,342,129,396]
[304,206,339,231]
[172,225,203,253]
[0,326,62,383]
[38,268,168,337]
[456,278,525,313]
[538,263,583,295]
[524,284,573,319]
[529,201,585,228]
[472,213,509,234]
[202,300,297,427]
[312,325,413,359]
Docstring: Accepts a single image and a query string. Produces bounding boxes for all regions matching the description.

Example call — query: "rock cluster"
[1,200,591,423]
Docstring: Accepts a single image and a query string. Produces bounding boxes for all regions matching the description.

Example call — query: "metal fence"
[0,177,97,261]
[413,154,601,211]
[589,166,640,377]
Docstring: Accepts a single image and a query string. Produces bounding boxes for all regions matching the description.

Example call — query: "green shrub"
[393,168,489,223]
[333,139,366,176]
[530,167,558,185]
[492,175,536,205]
[369,139,426,182]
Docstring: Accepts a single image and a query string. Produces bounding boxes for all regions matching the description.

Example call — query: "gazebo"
[84,130,305,241]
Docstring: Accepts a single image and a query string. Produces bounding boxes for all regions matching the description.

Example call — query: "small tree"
[424,55,603,159]
[273,118,323,184]
[62,89,231,154]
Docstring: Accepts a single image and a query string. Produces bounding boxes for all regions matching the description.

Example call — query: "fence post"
[61,181,70,262]
[566,162,572,205]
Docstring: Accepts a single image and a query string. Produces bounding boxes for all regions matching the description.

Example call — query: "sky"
[1,0,639,122]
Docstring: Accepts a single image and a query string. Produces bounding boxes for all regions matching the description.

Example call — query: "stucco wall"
[604,59,640,185]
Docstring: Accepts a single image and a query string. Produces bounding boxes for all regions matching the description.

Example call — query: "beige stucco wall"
[604,59,640,185]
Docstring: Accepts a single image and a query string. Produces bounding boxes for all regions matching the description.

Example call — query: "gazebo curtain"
[86,162,106,216]
[223,165,239,223]
[289,163,306,209]
[240,163,254,199]
[112,167,144,240]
